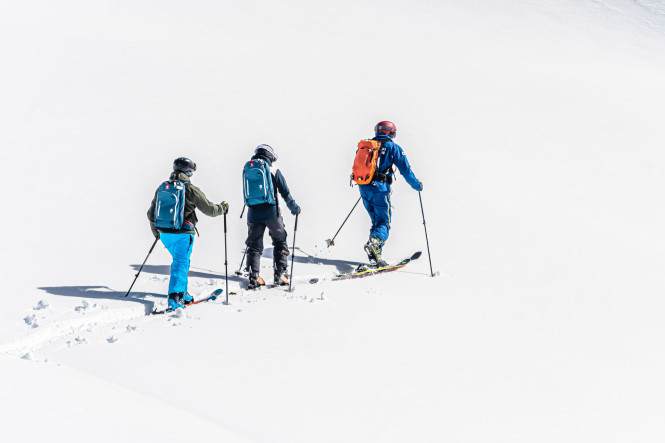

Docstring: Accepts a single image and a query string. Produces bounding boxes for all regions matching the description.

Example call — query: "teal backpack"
[242,158,276,206]
[154,180,187,229]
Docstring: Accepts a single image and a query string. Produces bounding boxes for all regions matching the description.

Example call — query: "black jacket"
[247,155,299,223]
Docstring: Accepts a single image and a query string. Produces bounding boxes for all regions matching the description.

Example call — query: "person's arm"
[274,169,300,215]
[147,190,159,238]
[189,184,228,217]
[392,143,422,191]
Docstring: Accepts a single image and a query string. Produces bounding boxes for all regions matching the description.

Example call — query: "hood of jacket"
[169,171,192,182]
[373,133,393,142]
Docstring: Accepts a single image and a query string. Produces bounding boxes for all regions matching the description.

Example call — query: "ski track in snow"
[0,300,148,358]
[1,258,418,360]
[2,242,431,360]
[0,271,341,359]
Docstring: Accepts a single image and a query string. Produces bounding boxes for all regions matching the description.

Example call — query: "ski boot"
[167,292,186,310]
[273,262,290,286]
[274,270,289,287]
[364,237,388,268]
[248,273,265,290]
[182,292,194,304]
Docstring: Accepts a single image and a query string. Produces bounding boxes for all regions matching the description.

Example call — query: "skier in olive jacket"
[148,157,228,310]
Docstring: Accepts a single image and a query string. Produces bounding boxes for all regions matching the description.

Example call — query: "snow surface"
[2,0,665,441]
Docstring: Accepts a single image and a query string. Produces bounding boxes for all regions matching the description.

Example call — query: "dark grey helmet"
[173,157,197,175]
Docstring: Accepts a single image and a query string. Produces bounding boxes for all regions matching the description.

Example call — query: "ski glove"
[417,180,423,191]
[291,205,301,216]
[220,201,229,214]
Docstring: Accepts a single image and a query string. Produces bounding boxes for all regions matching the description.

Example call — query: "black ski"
[151,288,223,315]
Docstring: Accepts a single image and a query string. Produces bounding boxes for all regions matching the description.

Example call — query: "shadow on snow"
[131,247,360,278]
[38,285,156,315]
[130,264,224,280]
[38,248,361,314]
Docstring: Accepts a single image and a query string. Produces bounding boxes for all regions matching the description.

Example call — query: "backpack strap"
[181,181,200,236]
[372,141,394,184]
[373,170,393,185]
[270,168,280,208]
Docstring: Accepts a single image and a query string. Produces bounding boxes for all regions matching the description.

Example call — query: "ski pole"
[326,196,361,247]
[289,212,299,292]
[235,204,249,276]
[125,237,159,297]
[235,249,247,276]
[418,192,434,277]
[236,205,248,275]
[224,212,229,304]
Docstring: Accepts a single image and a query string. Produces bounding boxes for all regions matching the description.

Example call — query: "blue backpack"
[243,158,276,206]
[153,180,187,230]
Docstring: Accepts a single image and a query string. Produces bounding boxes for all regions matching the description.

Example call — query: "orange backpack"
[351,140,382,185]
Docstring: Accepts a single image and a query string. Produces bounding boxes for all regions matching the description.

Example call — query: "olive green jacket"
[147,172,225,237]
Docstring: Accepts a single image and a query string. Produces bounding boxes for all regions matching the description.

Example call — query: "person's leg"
[266,217,289,283]
[160,233,194,307]
[360,188,377,239]
[361,192,391,266]
[369,191,392,243]
[246,222,267,285]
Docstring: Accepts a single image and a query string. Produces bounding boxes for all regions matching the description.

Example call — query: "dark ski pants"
[246,216,289,277]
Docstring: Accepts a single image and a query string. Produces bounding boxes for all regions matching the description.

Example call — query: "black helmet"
[254,144,277,162]
[173,157,197,176]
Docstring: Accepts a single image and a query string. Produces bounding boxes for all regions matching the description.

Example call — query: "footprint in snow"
[24,314,39,328]
[174,308,186,319]
[33,300,50,310]
[66,337,87,347]
[75,300,90,312]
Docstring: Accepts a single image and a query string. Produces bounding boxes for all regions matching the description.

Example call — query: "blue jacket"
[247,155,300,223]
[359,133,422,193]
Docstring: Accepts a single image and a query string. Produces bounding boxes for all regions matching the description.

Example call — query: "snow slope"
[2,0,665,441]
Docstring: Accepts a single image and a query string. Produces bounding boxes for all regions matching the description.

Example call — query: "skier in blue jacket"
[359,121,422,267]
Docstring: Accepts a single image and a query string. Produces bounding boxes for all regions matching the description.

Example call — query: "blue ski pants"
[159,233,194,294]
[359,189,392,243]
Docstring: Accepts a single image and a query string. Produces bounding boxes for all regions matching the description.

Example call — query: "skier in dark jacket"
[244,144,300,289]
[359,121,422,267]
[148,157,228,309]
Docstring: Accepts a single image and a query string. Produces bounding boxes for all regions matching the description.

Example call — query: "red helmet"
[374,121,396,138]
